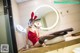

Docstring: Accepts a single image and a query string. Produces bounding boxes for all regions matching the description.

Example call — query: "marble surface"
[19,38,80,53]
[64,35,80,41]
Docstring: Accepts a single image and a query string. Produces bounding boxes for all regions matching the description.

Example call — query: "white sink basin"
[73,47,80,53]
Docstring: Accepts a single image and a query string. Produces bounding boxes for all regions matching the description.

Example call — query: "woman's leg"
[39,31,68,44]
[31,32,66,47]
[33,41,42,47]
[39,28,73,45]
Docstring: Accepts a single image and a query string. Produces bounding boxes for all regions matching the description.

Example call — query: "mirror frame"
[34,5,60,30]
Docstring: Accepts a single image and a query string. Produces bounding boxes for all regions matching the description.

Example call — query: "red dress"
[28,30,39,45]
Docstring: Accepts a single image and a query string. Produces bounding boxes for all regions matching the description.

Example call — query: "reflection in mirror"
[41,11,57,28]
[34,5,59,30]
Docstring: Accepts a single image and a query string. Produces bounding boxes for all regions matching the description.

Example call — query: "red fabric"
[31,12,34,20]
[28,31,39,45]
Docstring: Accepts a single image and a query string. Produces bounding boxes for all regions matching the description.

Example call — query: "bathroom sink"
[73,47,80,53]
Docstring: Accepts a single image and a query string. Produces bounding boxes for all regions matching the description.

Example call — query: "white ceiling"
[16,0,30,3]
[15,0,53,3]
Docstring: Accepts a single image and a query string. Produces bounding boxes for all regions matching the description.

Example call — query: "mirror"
[34,5,60,30]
